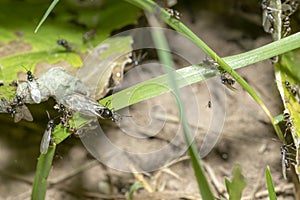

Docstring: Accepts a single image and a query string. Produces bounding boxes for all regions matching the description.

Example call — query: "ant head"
[283,110,290,121]
[16,95,22,101]
[7,107,16,114]
[14,95,23,106]
[100,107,113,119]
[54,103,65,111]
[60,104,66,110]
[57,39,67,45]
[284,81,290,86]
[49,119,55,126]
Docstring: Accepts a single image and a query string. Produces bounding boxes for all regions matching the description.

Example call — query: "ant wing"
[60,93,105,118]
[224,83,237,91]
[28,81,41,104]
[13,113,22,123]
[40,127,51,154]
[14,105,33,123]
[78,39,132,100]
[20,105,33,121]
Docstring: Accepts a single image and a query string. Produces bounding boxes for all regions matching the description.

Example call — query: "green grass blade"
[225,178,231,194]
[102,32,300,110]
[31,145,56,200]
[148,14,215,200]
[126,182,144,200]
[34,0,59,33]
[224,32,300,68]
[228,166,247,200]
[275,49,300,178]
[266,166,277,200]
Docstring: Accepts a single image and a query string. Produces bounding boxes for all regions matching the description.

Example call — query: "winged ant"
[0,95,33,123]
[59,93,121,122]
[220,72,236,90]
[40,111,56,154]
[21,66,41,104]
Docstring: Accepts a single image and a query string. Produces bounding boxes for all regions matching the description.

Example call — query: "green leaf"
[126,182,144,200]
[266,166,277,200]
[275,49,300,179]
[35,0,60,33]
[228,166,247,200]
[0,0,140,85]
[31,145,56,200]
[224,178,231,194]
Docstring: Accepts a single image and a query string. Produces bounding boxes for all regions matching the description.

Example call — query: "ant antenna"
[46,110,51,120]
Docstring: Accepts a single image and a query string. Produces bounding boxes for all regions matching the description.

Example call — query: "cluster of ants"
[280,80,300,179]
[202,58,236,91]
[262,0,299,37]
[202,56,300,179]
[0,67,120,155]
[262,0,300,179]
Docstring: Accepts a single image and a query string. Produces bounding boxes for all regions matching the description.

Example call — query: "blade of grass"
[224,32,300,68]
[225,178,231,194]
[275,50,300,180]
[266,166,277,200]
[103,31,300,111]
[34,0,59,33]
[31,118,93,199]
[123,0,288,141]
[126,182,144,200]
[31,145,56,200]
[146,11,215,199]
[228,166,247,200]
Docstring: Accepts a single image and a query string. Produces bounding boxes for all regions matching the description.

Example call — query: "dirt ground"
[0,2,297,200]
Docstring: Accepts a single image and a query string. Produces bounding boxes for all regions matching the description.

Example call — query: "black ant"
[282,110,294,137]
[281,143,297,179]
[208,100,212,108]
[54,103,77,133]
[0,97,33,123]
[284,81,300,102]
[57,39,73,51]
[220,72,236,90]
[165,8,181,20]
